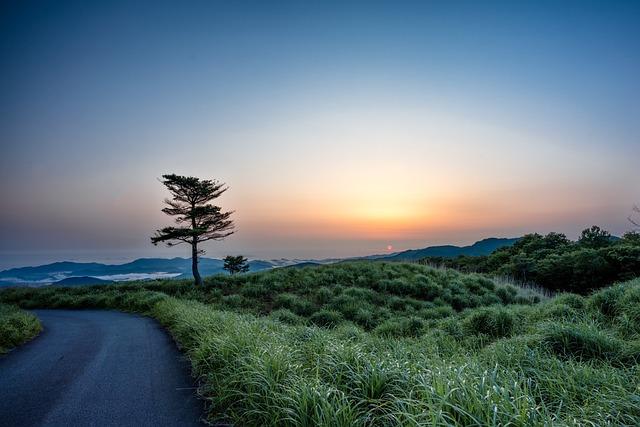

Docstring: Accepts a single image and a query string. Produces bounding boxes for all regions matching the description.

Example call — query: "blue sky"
[1,0,639,268]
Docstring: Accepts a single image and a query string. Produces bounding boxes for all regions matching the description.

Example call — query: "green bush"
[309,309,344,327]
[463,306,516,338]
[314,286,333,305]
[221,294,245,308]
[540,321,640,367]
[542,303,578,320]
[588,285,625,319]
[274,293,315,316]
[413,274,442,300]
[330,294,362,319]
[495,285,517,304]
[613,282,640,332]
[374,316,426,337]
[420,305,454,320]
[270,309,304,325]
[553,293,586,310]
[240,282,270,299]
[351,308,376,329]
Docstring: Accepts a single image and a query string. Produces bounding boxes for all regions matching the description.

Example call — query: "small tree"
[223,255,250,275]
[578,225,611,249]
[151,174,234,286]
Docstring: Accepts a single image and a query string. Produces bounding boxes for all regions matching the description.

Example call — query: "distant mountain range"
[0,237,518,286]
[0,257,277,286]
[369,237,519,261]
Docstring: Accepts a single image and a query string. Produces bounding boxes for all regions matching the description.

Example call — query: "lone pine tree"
[151,174,234,286]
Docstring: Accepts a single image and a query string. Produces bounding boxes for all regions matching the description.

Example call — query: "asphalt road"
[0,309,204,426]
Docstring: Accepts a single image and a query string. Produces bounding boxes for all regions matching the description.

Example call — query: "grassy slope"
[0,303,42,354]
[1,262,542,336]
[1,262,639,426]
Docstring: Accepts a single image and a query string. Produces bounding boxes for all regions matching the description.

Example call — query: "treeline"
[422,226,640,294]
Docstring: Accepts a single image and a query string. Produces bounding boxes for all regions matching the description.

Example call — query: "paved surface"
[0,310,204,426]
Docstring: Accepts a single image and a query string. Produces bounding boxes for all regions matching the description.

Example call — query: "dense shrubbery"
[0,303,41,353]
[462,306,516,338]
[1,276,639,425]
[424,227,640,294]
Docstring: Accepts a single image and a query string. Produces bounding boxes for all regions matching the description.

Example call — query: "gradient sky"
[1,0,639,268]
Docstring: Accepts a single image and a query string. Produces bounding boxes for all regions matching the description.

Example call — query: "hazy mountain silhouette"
[368,237,519,261]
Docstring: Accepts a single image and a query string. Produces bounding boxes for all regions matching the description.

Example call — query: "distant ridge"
[0,257,272,284]
[369,237,519,261]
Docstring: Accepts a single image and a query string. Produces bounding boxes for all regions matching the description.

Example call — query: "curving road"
[0,309,204,426]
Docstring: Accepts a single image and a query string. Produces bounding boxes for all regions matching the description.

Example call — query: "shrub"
[463,307,516,338]
[342,287,376,302]
[351,308,376,329]
[553,293,586,310]
[309,309,344,327]
[496,286,518,304]
[373,318,403,337]
[542,303,577,320]
[349,361,401,401]
[480,293,502,306]
[420,306,454,320]
[382,278,416,296]
[413,274,442,300]
[221,294,245,308]
[615,282,640,331]
[387,296,406,311]
[314,286,333,305]
[270,309,304,325]
[374,316,426,337]
[588,285,625,319]
[450,293,475,311]
[274,293,315,316]
[240,282,270,299]
[540,322,628,365]
[203,288,223,304]
[400,316,426,337]
[330,294,362,319]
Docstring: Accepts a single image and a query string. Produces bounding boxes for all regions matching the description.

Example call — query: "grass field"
[1,262,639,426]
[0,303,42,354]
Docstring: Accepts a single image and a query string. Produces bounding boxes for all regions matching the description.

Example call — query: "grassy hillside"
[0,303,41,354]
[1,262,639,425]
[1,262,542,336]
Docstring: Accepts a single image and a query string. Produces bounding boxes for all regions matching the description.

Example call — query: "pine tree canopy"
[151,174,235,249]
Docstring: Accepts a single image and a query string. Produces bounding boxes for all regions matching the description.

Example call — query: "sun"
[387,244,393,251]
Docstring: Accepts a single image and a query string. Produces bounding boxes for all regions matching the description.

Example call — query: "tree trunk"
[192,239,202,286]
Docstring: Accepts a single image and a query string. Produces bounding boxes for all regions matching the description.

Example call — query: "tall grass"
[1,265,639,425]
[151,284,640,426]
[0,303,42,353]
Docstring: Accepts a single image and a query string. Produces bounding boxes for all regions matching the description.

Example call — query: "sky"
[1,0,639,269]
